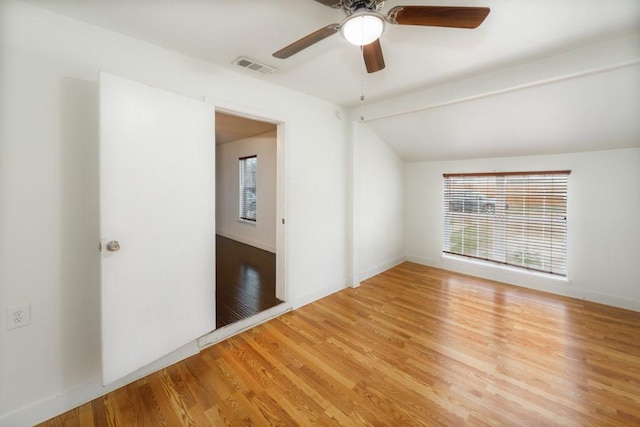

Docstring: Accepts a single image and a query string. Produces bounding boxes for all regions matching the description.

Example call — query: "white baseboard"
[0,342,200,427]
[359,255,406,282]
[216,230,276,253]
[406,254,640,313]
[570,289,640,312]
[290,277,347,310]
[405,255,435,266]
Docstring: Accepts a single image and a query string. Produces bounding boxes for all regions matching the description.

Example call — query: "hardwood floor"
[216,235,282,328]
[40,262,640,426]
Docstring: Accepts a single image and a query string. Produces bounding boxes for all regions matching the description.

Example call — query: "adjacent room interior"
[214,111,283,328]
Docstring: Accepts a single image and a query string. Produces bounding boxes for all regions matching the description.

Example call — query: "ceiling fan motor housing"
[342,0,386,15]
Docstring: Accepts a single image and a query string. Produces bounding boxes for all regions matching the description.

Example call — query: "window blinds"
[443,171,570,276]
[239,155,257,221]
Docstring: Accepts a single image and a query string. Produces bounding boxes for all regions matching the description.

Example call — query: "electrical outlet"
[7,304,30,330]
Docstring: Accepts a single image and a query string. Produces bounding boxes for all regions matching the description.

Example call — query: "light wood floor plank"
[39,262,640,426]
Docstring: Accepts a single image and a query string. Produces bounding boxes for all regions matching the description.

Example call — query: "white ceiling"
[366,63,640,161]
[22,0,640,160]
[24,0,640,107]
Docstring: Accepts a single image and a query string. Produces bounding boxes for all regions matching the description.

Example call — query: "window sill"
[238,219,257,226]
[440,253,572,286]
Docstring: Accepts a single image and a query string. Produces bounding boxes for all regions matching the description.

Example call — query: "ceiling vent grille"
[233,57,277,75]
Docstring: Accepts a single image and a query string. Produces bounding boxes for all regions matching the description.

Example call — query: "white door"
[100,73,216,385]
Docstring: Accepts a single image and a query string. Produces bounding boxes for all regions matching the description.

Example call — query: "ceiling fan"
[273,0,490,73]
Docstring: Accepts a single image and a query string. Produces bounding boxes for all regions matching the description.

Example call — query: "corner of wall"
[359,255,407,282]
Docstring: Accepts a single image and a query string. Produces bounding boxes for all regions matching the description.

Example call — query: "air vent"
[233,57,277,75]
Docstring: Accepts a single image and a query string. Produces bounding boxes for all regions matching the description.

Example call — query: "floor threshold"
[198,302,291,348]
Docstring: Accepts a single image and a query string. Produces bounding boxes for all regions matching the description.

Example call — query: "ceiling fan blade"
[363,39,385,73]
[314,0,342,7]
[273,24,339,59]
[388,6,490,29]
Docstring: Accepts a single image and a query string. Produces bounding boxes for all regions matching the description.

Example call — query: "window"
[443,171,570,276]
[239,155,257,222]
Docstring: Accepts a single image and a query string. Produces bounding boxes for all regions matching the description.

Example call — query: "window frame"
[443,170,570,277]
[238,155,257,223]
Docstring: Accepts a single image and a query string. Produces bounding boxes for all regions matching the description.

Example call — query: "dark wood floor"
[216,235,282,328]
[40,262,640,426]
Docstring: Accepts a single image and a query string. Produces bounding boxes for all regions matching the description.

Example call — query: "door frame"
[199,101,290,346]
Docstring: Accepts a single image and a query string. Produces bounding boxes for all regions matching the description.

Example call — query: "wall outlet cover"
[7,304,30,330]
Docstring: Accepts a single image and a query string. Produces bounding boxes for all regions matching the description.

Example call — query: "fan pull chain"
[360,45,366,121]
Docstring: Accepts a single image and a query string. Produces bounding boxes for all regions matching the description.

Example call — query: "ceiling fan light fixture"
[341,10,385,46]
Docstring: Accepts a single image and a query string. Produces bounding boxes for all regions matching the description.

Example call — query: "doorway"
[215,111,284,327]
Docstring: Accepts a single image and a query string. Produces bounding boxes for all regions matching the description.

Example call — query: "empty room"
[1,0,639,425]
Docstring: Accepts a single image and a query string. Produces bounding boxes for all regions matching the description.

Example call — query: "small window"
[443,171,570,276]
[239,155,257,222]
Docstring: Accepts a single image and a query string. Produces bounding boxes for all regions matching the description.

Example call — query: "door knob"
[106,240,120,252]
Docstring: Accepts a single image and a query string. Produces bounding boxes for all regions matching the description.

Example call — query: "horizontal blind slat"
[443,171,569,276]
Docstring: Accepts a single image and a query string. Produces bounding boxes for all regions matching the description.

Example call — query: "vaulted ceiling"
[23,0,640,159]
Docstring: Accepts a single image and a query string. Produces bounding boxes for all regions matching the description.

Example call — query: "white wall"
[355,123,405,281]
[405,148,640,311]
[216,131,277,252]
[0,1,349,424]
